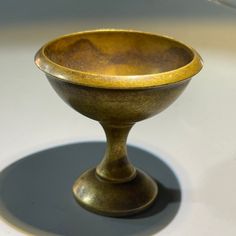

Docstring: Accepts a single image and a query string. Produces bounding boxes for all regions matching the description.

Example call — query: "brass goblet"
[35,29,202,217]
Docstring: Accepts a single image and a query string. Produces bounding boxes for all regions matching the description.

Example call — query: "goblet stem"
[96,123,136,183]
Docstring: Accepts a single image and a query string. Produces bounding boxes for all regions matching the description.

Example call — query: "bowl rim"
[34,29,203,89]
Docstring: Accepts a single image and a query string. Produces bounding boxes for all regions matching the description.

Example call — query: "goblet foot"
[73,168,158,217]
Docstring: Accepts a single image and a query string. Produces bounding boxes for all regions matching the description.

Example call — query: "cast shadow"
[0,142,181,236]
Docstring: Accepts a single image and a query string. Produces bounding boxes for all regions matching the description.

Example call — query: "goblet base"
[73,168,158,217]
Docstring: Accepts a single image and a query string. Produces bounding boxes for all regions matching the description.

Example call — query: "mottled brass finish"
[73,169,157,216]
[35,29,202,216]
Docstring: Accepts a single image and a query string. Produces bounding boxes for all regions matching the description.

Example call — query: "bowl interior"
[44,31,194,76]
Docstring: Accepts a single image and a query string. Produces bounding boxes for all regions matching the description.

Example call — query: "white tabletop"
[0,19,236,235]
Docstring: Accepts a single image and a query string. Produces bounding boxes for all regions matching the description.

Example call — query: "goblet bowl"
[35,29,202,216]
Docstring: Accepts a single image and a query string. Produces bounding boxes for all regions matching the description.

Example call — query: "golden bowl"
[35,29,202,217]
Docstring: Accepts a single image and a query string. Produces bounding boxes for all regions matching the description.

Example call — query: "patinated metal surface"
[35,29,202,89]
[35,29,202,216]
